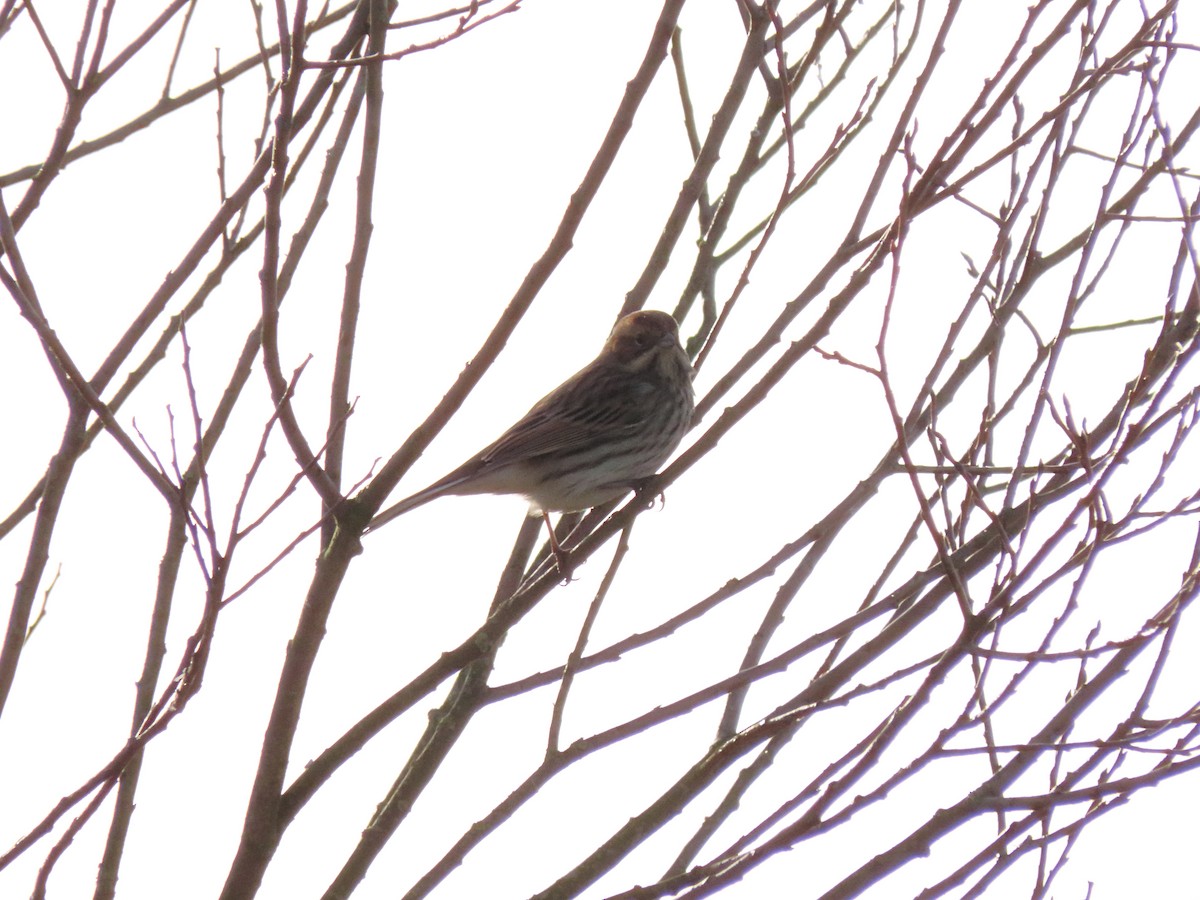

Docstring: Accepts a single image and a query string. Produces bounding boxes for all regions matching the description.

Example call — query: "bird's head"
[604,310,692,383]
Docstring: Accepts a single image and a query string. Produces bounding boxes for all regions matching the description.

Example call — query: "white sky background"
[2,1,1200,898]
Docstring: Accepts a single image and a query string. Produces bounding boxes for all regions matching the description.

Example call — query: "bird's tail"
[364,469,477,533]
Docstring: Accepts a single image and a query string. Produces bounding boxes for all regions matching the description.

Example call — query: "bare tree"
[3,1,1199,898]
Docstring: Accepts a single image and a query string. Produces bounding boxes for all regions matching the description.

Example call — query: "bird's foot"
[632,479,667,510]
[552,546,576,583]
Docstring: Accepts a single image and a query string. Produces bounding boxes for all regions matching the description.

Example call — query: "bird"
[368,310,694,570]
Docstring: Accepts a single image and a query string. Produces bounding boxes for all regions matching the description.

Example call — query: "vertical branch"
[320,513,542,900]
[322,0,387,542]
[621,5,771,317]
[256,2,342,511]
[547,521,635,755]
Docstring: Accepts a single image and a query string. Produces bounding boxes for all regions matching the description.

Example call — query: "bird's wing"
[477,364,658,467]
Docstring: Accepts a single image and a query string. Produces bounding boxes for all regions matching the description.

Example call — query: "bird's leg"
[541,511,575,580]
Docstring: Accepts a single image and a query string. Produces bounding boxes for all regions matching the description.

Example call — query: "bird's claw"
[552,547,576,583]
[633,481,667,510]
